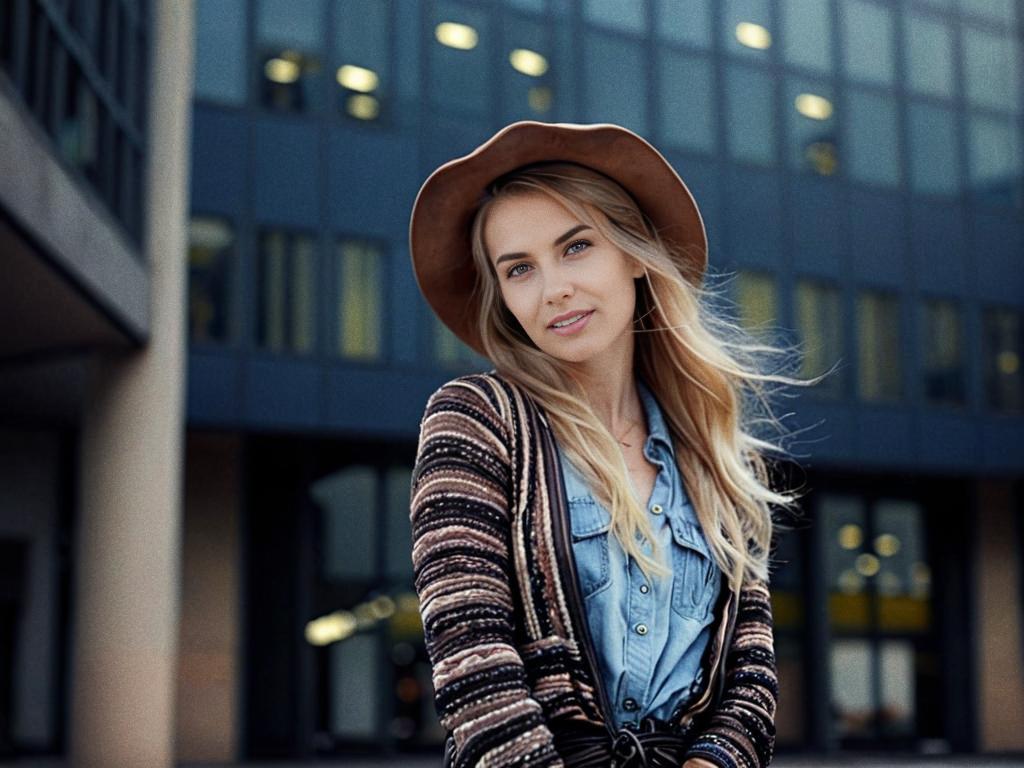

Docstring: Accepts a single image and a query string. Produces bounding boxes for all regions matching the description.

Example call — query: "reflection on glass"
[781,0,831,73]
[431,3,489,114]
[583,0,645,33]
[257,0,326,112]
[905,12,954,99]
[724,0,772,58]
[967,115,1022,204]
[337,240,383,359]
[735,271,777,338]
[386,467,415,581]
[908,102,960,196]
[857,291,901,402]
[334,0,389,120]
[840,0,894,86]
[726,64,775,166]
[314,465,377,581]
[963,26,1020,114]
[786,78,838,175]
[659,51,715,154]
[846,89,901,189]
[923,299,965,406]
[831,638,874,737]
[796,280,843,397]
[983,307,1023,412]
[655,0,711,49]
[194,0,247,104]
[584,30,647,133]
[879,640,915,735]
[503,16,554,121]
[330,633,379,736]
[188,216,235,344]
[258,230,316,354]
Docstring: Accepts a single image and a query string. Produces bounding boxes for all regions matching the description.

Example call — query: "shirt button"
[635,623,648,636]
[623,698,639,712]
[639,583,650,594]
[651,504,663,515]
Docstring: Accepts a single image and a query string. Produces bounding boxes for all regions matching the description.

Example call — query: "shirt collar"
[637,378,675,456]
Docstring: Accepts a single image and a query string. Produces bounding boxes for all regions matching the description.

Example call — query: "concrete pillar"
[68,3,194,767]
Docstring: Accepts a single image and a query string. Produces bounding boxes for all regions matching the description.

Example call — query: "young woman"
[408,122,806,768]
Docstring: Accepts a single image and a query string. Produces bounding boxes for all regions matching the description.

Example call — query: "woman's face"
[483,191,644,368]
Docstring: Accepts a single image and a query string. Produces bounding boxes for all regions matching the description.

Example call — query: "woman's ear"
[630,258,646,280]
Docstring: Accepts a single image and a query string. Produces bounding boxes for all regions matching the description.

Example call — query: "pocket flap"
[569,499,612,539]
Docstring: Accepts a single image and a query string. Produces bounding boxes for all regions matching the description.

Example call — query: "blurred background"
[1,0,1023,765]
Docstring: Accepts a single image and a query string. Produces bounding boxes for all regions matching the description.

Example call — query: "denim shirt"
[556,379,721,730]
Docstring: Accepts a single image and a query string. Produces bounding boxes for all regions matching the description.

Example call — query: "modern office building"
[0,0,1022,764]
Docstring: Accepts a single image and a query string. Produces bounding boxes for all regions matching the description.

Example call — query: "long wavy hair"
[468,161,814,590]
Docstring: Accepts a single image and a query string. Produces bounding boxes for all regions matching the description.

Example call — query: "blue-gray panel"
[253,118,320,228]
[725,167,783,268]
[391,245,428,366]
[664,152,722,258]
[187,351,243,425]
[790,176,843,278]
[911,199,968,296]
[981,418,1024,471]
[974,210,1024,306]
[328,128,421,236]
[787,399,860,465]
[855,406,914,468]
[421,115,494,179]
[847,189,906,287]
[917,411,980,469]
[244,357,321,427]
[325,367,456,437]
[191,107,248,214]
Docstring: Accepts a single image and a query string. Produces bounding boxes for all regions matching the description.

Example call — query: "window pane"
[796,280,843,397]
[501,15,554,121]
[338,240,383,359]
[188,217,235,344]
[923,299,965,405]
[857,291,902,401]
[259,231,288,351]
[875,500,930,620]
[583,0,646,34]
[334,0,390,122]
[785,78,839,176]
[905,12,954,99]
[735,271,777,336]
[823,494,870,629]
[258,231,316,354]
[314,465,377,581]
[434,316,480,368]
[908,101,960,196]
[655,0,711,49]
[256,0,326,113]
[840,0,895,86]
[958,0,1016,26]
[963,26,1020,114]
[583,30,647,134]
[983,308,1023,412]
[430,1,489,116]
[659,51,715,154]
[723,0,772,60]
[725,63,775,166]
[846,89,901,189]
[385,467,414,582]
[781,0,832,74]
[330,634,380,737]
[967,114,1022,205]
[194,0,247,105]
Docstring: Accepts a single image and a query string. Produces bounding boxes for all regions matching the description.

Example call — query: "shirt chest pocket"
[669,518,718,621]
[568,499,612,600]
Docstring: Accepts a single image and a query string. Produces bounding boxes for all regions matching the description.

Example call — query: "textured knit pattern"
[410,373,778,768]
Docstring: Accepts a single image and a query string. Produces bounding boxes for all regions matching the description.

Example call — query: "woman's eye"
[507,263,530,278]
[565,239,591,255]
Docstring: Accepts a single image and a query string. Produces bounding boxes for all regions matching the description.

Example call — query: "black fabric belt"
[553,717,695,768]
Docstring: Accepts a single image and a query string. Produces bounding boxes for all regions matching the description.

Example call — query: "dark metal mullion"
[30,6,50,121]
[46,32,67,141]
[10,0,30,93]
[864,500,883,742]
[375,464,395,755]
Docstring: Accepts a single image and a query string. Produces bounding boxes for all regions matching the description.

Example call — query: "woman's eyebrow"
[494,224,592,266]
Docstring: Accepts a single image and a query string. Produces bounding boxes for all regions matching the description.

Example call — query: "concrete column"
[68,3,194,767]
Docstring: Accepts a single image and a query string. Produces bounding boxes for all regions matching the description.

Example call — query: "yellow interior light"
[838,523,863,550]
[436,21,478,50]
[265,57,300,84]
[874,533,901,557]
[806,141,838,176]
[337,64,379,93]
[305,611,357,646]
[510,48,548,77]
[736,22,772,50]
[795,93,833,121]
[347,94,380,120]
[998,350,1020,375]
[528,86,553,113]
[855,552,881,577]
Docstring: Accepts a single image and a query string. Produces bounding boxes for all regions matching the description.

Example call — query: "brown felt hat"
[408,120,708,356]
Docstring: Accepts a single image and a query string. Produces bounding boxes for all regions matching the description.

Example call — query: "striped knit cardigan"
[410,373,778,768]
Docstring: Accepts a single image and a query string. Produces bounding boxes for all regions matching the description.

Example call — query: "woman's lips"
[549,310,594,336]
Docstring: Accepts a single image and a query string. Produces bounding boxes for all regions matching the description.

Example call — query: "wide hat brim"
[408,121,708,357]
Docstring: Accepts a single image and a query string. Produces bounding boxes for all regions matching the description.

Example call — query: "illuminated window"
[188,216,236,344]
[501,15,554,122]
[857,290,901,402]
[735,271,777,336]
[795,280,843,397]
[430,2,489,116]
[256,0,326,113]
[257,229,317,354]
[922,299,965,406]
[336,239,383,360]
[983,307,1023,413]
[785,78,838,176]
[334,0,390,122]
[434,315,479,369]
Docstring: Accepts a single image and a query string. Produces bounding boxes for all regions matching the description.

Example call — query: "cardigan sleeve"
[683,577,779,768]
[410,379,565,768]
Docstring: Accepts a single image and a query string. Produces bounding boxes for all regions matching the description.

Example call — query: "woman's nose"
[543,270,574,304]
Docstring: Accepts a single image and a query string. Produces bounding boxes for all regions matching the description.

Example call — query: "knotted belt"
[553,717,695,768]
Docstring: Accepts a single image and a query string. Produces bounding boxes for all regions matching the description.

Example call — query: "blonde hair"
[468,161,813,591]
